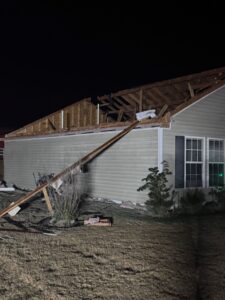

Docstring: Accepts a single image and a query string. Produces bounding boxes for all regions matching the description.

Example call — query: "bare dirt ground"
[0,191,225,299]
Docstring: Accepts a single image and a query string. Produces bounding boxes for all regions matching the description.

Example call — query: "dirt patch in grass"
[0,192,225,299]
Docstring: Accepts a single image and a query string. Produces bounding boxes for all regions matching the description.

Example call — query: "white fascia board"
[5,126,158,143]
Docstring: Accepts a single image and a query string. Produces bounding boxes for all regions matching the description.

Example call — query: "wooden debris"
[139,89,143,112]
[84,217,100,225]
[42,187,53,214]
[117,109,124,122]
[158,104,168,118]
[188,82,195,97]
[84,216,112,226]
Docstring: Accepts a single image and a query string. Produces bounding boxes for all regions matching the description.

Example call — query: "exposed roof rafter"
[7,66,225,138]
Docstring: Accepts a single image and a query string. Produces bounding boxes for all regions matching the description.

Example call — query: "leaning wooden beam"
[188,82,194,98]
[158,104,168,118]
[42,187,53,214]
[0,120,139,218]
[139,89,143,112]
[117,110,124,122]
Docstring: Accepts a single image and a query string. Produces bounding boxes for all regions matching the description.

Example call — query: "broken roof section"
[7,66,225,138]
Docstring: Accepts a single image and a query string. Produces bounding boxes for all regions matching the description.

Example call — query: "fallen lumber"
[0,120,139,218]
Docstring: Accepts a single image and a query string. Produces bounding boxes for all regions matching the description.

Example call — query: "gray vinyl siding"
[4,128,158,204]
[163,84,225,188]
[0,160,3,180]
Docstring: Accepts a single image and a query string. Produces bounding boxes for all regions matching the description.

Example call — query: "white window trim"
[184,136,205,188]
[206,137,225,188]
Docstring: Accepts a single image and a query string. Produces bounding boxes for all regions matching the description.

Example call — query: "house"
[4,66,225,204]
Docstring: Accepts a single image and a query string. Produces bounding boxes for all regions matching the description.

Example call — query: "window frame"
[184,136,205,188]
[207,138,225,187]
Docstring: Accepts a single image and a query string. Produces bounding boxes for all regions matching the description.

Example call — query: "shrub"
[179,189,205,215]
[208,186,225,211]
[48,172,83,227]
[137,161,174,216]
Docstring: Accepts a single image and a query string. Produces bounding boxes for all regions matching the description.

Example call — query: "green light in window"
[218,173,224,177]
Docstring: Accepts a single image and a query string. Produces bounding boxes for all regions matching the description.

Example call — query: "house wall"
[4,128,158,204]
[0,160,3,180]
[163,85,225,188]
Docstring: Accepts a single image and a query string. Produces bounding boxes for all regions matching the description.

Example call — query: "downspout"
[158,127,163,172]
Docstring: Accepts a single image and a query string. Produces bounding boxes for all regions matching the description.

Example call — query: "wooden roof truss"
[7,66,225,138]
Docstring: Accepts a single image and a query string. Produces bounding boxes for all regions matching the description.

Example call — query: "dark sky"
[1,3,225,129]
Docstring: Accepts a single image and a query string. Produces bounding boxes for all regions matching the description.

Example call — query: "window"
[185,138,203,187]
[208,139,224,186]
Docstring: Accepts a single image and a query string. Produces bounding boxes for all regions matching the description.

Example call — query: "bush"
[48,172,83,227]
[208,186,225,211]
[179,189,205,215]
[137,161,175,216]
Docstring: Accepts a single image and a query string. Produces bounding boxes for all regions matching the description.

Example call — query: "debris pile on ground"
[0,189,27,210]
[83,215,113,226]
[0,191,117,231]
[0,180,15,192]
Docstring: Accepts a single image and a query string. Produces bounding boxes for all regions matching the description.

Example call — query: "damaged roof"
[7,66,225,138]
[98,66,225,119]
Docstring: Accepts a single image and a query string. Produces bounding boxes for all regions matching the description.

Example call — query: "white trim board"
[6,127,158,143]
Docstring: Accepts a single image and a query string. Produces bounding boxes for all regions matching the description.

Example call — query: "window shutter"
[175,136,184,188]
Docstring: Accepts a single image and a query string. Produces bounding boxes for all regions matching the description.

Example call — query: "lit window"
[185,138,203,187]
[208,139,224,186]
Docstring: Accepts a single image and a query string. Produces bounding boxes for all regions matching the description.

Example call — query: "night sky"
[1,3,225,130]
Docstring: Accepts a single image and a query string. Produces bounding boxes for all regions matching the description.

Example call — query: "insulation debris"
[0,180,15,192]
[8,202,21,216]
[136,109,156,120]
[51,178,63,194]
[84,216,113,226]
[0,187,15,192]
